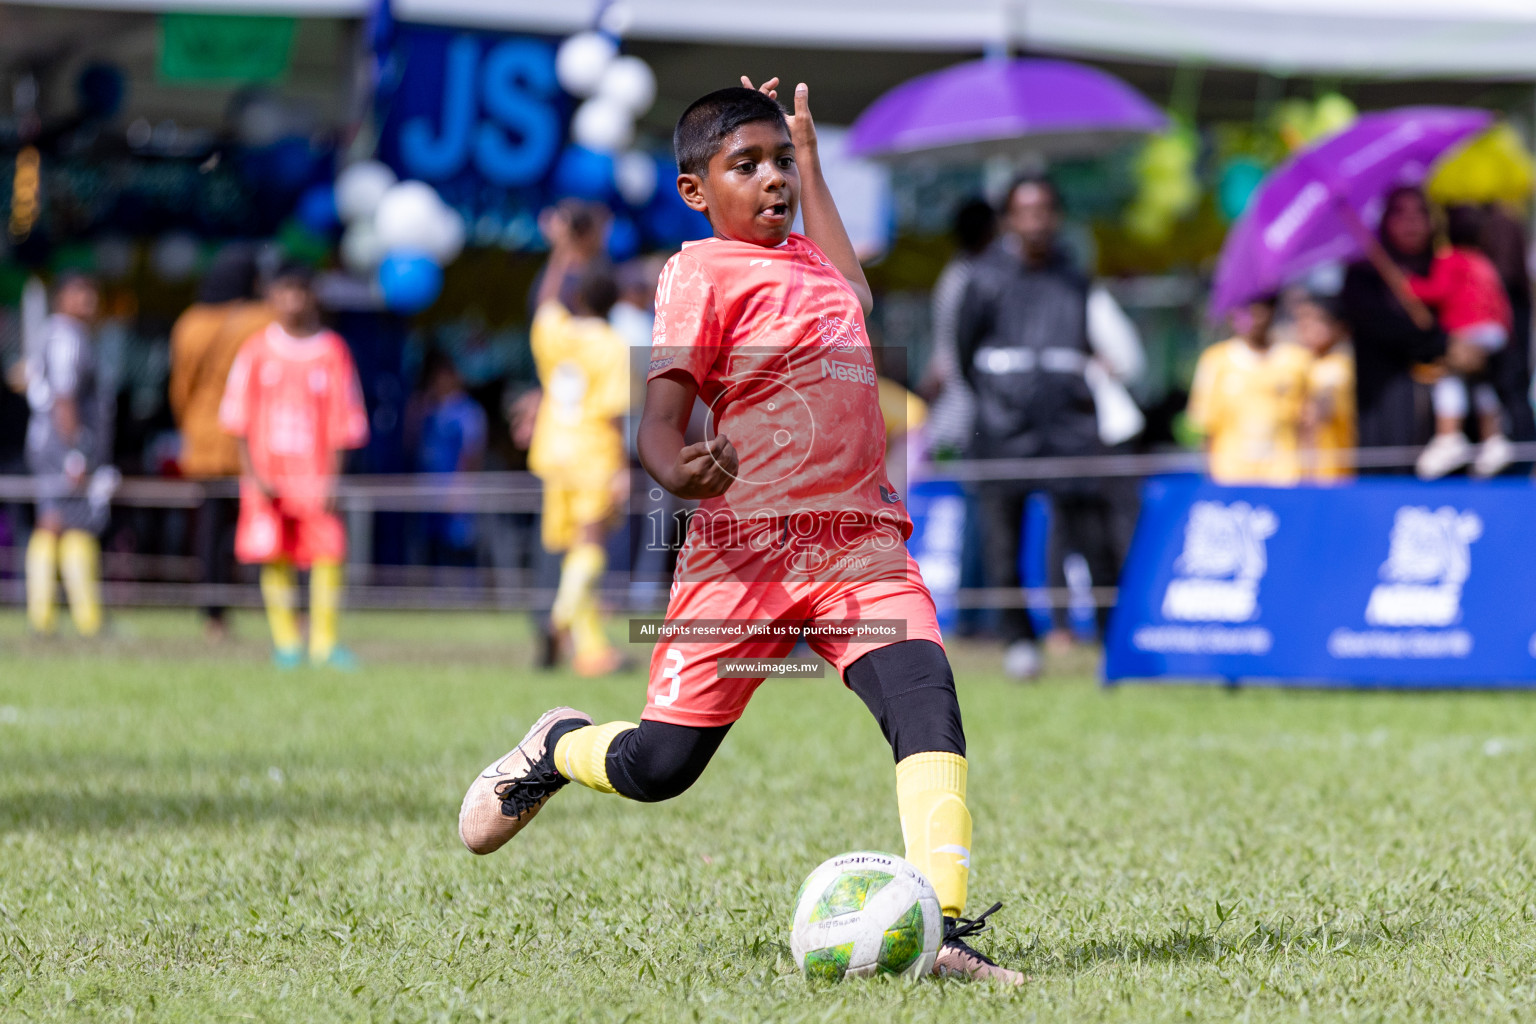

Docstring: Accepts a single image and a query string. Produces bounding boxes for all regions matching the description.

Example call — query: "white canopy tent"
[407,0,1536,79]
[7,0,1536,78]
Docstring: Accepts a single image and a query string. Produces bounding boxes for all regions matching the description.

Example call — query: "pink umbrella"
[847,58,1167,162]
[1210,107,1493,317]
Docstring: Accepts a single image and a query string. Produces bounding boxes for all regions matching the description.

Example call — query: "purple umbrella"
[1211,107,1493,317]
[847,58,1167,162]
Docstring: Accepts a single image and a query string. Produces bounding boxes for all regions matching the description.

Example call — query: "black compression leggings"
[604,639,965,802]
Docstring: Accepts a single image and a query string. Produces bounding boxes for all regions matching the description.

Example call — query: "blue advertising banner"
[1104,476,1536,686]
[377,25,564,198]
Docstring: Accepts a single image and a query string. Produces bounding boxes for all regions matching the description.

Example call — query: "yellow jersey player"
[1293,292,1357,483]
[1187,293,1314,486]
[528,209,632,677]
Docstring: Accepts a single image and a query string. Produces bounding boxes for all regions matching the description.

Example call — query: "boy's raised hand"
[672,434,738,499]
[740,76,817,159]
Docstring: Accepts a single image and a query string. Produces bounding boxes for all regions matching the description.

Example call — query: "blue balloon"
[552,145,613,201]
[378,250,444,314]
[296,184,340,234]
[607,215,641,262]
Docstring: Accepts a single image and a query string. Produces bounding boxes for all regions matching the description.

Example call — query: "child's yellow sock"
[553,721,637,795]
[25,529,58,634]
[58,530,102,637]
[309,559,342,662]
[551,543,605,631]
[259,560,301,653]
[896,751,972,919]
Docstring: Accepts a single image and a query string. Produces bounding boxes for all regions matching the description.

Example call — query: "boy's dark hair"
[673,87,789,177]
[1300,290,1344,322]
[953,198,997,255]
[419,346,458,388]
[1445,204,1483,249]
[268,260,315,290]
[54,270,98,295]
[574,267,619,319]
[1002,172,1061,213]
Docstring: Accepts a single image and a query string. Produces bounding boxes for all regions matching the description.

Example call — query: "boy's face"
[57,281,99,323]
[1240,301,1276,345]
[1294,301,1342,356]
[678,120,799,246]
[268,279,316,326]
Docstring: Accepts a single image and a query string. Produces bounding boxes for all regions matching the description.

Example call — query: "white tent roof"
[397,0,1536,78]
[10,0,1536,77]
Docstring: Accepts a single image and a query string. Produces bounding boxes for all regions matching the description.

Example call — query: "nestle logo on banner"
[1161,501,1277,622]
[1364,506,1483,628]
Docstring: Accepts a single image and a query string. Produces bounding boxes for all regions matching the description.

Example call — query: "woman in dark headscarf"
[1338,185,1447,456]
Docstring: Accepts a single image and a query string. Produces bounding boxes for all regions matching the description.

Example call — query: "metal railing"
[1,442,1531,612]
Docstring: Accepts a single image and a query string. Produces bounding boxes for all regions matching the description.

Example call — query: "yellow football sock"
[309,559,342,662]
[896,751,972,919]
[551,542,605,631]
[58,530,102,637]
[260,560,301,653]
[25,529,59,634]
[552,721,637,795]
[570,599,612,663]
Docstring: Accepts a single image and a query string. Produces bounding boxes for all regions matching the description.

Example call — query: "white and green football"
[789,851,942,981]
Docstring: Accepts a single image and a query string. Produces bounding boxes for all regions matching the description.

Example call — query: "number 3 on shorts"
[654,648,685,707]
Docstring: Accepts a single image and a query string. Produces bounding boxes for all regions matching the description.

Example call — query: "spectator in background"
[923,199,996,456]
[25,274,113,637]
[1392,205,1515,479]
[169,245,273,638]
[956,175,1118,680]
[528,208,630,677]
[1292,291,1357,483]
[1338,186,1446,460]
[1476,203,1536,458]
[407,349,487,565]
[1187,294,1313,485]
[220,264,369,669]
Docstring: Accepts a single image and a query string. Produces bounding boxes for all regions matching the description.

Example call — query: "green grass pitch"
[4,609,1536,1022]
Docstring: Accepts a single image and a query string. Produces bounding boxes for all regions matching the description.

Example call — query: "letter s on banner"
[476,39,560,187]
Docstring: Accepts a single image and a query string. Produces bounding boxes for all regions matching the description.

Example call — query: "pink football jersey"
[220,324,369,514]
[647,233,905,531]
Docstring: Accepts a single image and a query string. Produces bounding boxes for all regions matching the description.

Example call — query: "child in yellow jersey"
[1292,292,1357,483]
[529,210,631,676]
[1187,294,1314,485]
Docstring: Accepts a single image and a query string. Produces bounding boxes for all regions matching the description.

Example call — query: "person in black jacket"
[956,176,1114,680]
[1338,186,1447,458]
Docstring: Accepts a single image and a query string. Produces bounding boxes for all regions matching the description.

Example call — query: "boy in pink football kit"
[458,80,1022,983]
[220,265,369,668]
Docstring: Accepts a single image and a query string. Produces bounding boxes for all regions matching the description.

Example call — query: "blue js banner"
[377,25,564,193]
[1105,476,1536,686]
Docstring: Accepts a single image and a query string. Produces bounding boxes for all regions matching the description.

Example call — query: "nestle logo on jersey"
[820,358,877,386]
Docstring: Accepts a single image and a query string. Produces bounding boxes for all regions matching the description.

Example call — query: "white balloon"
[340,221,385,274]
[374,181,446,251]
[556,31,617,99]
[572,98,634,154]
[430,204,467,265]
[336,161,398,224]
[152,233,200,282]
[615,150,658,206]
[597,56,656,116]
